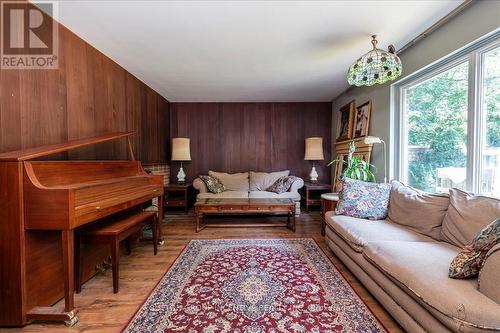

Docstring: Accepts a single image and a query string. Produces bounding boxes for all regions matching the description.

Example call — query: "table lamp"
[304,137,324,183]
[171,138,191,184]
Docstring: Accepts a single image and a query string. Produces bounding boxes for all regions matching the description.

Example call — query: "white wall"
[332,0,500,183]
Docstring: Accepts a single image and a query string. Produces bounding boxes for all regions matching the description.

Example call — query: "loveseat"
[193,170,304,215]
[324,181,500,333]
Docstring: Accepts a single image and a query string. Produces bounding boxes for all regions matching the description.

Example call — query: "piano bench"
[75,211,158,294]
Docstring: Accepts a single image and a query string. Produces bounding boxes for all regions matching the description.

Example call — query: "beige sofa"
[324,184,500,333]
[193,170,304,215]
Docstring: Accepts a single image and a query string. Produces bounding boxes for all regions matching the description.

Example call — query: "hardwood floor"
[1,210,403,333]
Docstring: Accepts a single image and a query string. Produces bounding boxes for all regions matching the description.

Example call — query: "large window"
[392,32,500,197]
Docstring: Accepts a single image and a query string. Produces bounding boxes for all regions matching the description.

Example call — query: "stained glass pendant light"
[347,35,402,86]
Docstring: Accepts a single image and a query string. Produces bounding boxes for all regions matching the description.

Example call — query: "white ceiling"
[54,1,463,102]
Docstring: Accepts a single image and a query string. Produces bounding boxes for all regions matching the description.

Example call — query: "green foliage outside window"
[406,47,500,193]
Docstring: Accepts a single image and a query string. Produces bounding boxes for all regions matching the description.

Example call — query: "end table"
[321,193,339,236]
[301,182,332,212]
[164,182,195,213]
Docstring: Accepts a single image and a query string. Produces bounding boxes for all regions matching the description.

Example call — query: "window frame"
[390,29,500,194]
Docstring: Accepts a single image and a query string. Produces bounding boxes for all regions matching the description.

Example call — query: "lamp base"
[177,164,186,184]
[309,166,319,183]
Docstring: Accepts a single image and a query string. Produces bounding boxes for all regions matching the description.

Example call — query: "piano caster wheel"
[65,315,79,327]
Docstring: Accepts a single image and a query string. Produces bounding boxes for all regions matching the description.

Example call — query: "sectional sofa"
[324,182,500,333]
[193,170,304,215]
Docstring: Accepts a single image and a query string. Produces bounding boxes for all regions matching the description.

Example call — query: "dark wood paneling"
[170,102,331,183]
[0,17,169,163]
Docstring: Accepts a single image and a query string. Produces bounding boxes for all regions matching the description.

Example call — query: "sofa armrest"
[193,178,208,193]
[478,243,500,304]
[289,177,304,193]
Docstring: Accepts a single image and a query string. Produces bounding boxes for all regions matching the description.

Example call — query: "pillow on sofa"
[249,170,289,191]
[199,175,226,194]
[449,218,500,279]
[335,178,391,220]
[388,180,449,240]
[267,176,298,194]
[441,189,500,247]
[208,171,249,192]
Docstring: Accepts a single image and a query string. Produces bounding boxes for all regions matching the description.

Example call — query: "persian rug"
[124,239,386,333]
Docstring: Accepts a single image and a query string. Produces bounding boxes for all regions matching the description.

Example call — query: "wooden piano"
[0,132,164,326]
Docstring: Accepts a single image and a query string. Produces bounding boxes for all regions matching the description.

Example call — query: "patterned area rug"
[124,239,386,333]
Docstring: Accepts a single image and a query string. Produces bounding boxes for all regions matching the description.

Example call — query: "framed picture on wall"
[336,100,355,141]
[352,100,372,138]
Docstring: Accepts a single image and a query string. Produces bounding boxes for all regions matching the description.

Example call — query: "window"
[392,31,500,197]
[405,62,469,192]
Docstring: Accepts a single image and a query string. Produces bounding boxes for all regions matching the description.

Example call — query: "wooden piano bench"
[75,211,158,294]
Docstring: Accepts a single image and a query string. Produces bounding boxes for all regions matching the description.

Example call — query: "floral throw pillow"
[199,175,226,194]
[335,178,391,220]
[267,176,298,194]
[449,218,500,279]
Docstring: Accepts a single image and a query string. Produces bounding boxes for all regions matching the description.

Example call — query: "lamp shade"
[304,137,324,161]
[171,138,191,161]
[364,136,382,144]
[347,35,402,87]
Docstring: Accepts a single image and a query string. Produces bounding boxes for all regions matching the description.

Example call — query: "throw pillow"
[449,218,500,279]
[267,176,298,194]
[335,178,391,220]
[199,175,226,194]
[388,180,449,240]
[441,188,500,247]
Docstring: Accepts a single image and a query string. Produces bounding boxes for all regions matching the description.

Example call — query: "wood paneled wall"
[170,103,332,183]
[0,14,169,163]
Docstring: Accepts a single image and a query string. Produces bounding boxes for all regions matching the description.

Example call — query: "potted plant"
[328,141,377,191]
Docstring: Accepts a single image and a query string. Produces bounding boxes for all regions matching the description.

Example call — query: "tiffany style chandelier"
[347,35,402,86]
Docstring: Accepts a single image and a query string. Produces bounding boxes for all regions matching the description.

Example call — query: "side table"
[321,193,339,236]
[301,182,332,212]
[164,182,195,213]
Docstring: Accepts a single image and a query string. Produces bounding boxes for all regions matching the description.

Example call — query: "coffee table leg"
[195,210,200,233]
[291,212,296,232]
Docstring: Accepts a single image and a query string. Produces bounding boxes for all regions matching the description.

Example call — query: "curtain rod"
[397,0,474,54]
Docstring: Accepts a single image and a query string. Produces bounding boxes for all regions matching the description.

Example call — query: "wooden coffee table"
[194,198,296,232]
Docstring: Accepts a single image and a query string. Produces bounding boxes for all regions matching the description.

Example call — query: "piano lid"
[0,132,135,162]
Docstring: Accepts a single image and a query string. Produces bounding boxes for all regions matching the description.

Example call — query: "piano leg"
[26,230,79,326]
[62,230,75,312]
[157,194,165,246]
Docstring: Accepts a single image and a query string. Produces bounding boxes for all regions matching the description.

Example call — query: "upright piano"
[0,132,164,326]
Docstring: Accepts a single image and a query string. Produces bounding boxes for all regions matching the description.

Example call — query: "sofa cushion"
[449,218,500,279]
[363,241,500,331]
[441,188,500,248]
[249,191,300,201]
[197,191,249,200]
[208,171,249,192]
[478,244,500,305]
[388,180,449,240]
[249,170,289,191]
[335,178,391,220]
[324,212,433,253]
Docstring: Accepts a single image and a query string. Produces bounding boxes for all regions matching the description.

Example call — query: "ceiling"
[53,1,463,102]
